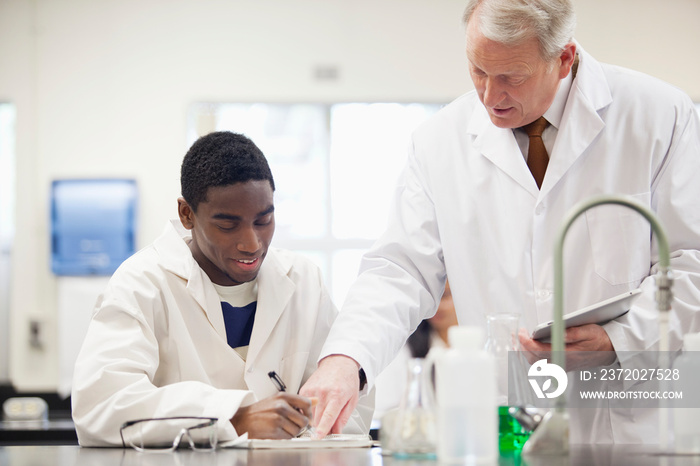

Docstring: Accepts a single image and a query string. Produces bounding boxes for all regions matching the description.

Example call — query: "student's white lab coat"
[321,45,700,444]
[72,220,373,447]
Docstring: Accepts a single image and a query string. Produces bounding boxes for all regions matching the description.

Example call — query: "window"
[187,103,442,305]
[0,102,16,383]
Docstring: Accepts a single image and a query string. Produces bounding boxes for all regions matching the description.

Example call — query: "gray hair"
[463,0,576,62]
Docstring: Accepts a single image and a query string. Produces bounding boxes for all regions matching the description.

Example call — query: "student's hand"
[519,325,617,371]
[299,354,360,438]
[230,392,313,439]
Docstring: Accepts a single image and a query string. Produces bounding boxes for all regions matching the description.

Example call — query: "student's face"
[466,17,575,129]
[178,180,275,286]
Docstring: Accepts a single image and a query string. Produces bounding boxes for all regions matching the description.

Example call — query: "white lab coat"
[72,220,373,447]
[321,45,700,444]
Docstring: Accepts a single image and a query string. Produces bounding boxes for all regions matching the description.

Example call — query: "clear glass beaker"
[390,357,437,459]
[484,313,532,452]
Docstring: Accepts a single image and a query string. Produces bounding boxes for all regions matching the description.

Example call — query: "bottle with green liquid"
[484,313,532,453]
[498,406,530,451]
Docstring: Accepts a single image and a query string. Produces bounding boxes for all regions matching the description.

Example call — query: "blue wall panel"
[51,179,138,276]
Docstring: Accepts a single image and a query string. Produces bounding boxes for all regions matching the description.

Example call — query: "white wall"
[1,0,40,388]
[0,0,698,392]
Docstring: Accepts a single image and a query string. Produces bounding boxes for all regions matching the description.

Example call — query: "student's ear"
[177,197,195,230]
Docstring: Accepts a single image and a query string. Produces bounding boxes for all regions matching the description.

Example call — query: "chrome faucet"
[523,194,673,455]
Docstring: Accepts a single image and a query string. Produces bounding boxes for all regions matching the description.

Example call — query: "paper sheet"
[221,433,373,449]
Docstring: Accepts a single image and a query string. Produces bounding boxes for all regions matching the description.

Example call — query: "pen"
[268,370,287,392]
[267,371,317,437]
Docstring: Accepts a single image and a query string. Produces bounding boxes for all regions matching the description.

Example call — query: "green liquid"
[498,406,531,452]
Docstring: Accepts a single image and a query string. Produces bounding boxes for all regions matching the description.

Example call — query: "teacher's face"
[466,18,575,129]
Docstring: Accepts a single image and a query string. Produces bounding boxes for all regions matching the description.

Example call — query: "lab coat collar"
[468,105,541,198]
[245,246,296,369]
[156,220,229,337]
[542,56,573,130]
[569,42,614,112]
[540,44,612,198]
[156,220,196,278]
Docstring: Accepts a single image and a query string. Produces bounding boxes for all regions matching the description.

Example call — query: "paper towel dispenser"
[51,179,138,276]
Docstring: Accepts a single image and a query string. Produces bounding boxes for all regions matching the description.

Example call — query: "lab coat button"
[535,204,545,215]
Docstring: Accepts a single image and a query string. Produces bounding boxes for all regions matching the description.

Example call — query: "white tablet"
[531,289,642,341]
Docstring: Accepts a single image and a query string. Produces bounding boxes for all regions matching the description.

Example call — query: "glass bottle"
[390,357,437,459]
[484,313,532,452]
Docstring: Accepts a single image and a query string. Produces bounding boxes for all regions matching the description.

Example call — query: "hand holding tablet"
[531,289,642,342]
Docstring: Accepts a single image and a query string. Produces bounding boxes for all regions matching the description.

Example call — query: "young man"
[71,131,373,447]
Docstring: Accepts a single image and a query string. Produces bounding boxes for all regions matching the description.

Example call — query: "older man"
[301,0,700,444]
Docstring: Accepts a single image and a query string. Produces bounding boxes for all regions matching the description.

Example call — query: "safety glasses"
[119,416,218,452]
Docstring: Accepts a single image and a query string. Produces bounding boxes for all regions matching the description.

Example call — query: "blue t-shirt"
[221,301,257,348]
[213,280,258,355]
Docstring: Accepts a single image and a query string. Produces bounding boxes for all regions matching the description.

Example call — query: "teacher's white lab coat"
[321,45,700,444]
[72,220,373,447]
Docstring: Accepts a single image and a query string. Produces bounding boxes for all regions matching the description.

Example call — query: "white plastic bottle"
[435,326,497,464]
[673,332,700,453]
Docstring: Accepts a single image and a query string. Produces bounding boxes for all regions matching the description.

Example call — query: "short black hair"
[181,131,275,211]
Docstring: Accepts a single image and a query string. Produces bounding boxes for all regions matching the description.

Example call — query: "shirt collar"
[543,56,575,129]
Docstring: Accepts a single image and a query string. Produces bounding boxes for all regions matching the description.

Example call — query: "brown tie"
[523,116,550,189]
[520,56,576,189]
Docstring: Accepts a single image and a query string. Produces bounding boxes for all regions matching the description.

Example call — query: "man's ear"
[177,197,195,230]
[557,42,577,80]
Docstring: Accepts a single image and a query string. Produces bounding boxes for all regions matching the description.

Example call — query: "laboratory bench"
[0,419,77,446]
[2,445,700,466]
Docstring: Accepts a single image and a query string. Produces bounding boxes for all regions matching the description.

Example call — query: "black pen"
[268,371,287,392]
[268,371,317,437]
